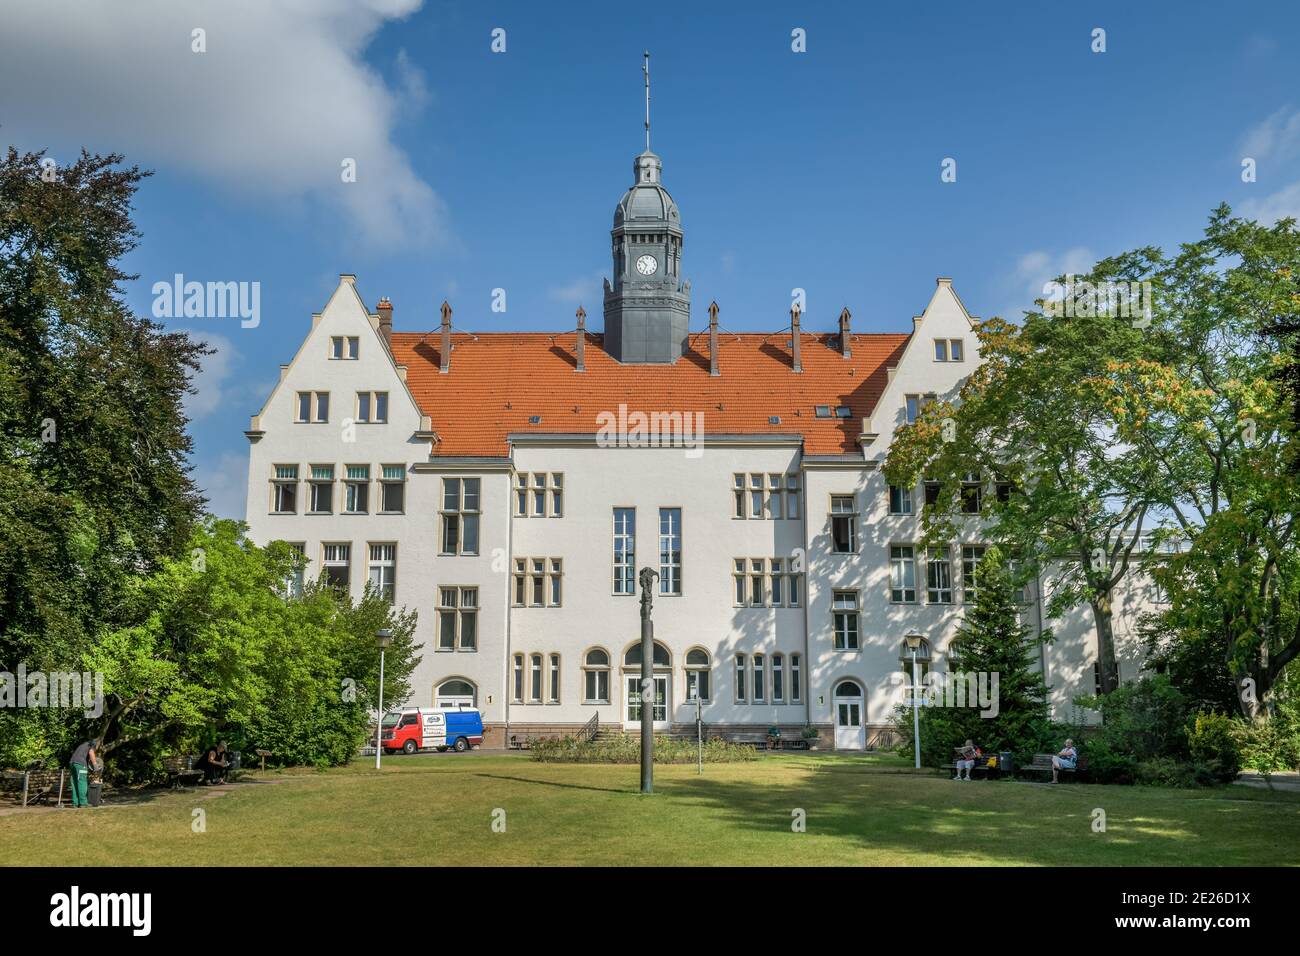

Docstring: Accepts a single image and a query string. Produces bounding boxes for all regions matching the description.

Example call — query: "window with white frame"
[367,543,396,602]
[355,391,388,424]
[732,475,745,518]
[830,495,857,553]
[927,546,954,604]
[832,590,860,650]
[735,653,747,703]
[658,508,682,595]
[330,336,359,360]
[962,545,987,603]
[767,474,784,519]
[513,654,524,702]
[344,465,369,514]
[752,653,766,703]
[772,653,784,703]
[904,393,935,424]
[285,542,306,597]
[888,484,913,515]
[271,464,298,514]
[890,545,917,603]
[685,648,710,702]
[549,653,561,703]
[379,464,405,513]
[733,472,800,518]
[749,558,765,606]
[733,558,801,607]
[786,473,801,519]
[308,465,334,514]
[583,648,610,703]
[613,508,636,594]
[322,543,350,590]
[437,587,477,651]
[440,477,480,555]
[790,653,802,703]
[296,391,330,423]
[934,338,965,362]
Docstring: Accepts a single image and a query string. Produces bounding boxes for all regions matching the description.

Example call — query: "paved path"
[1234,771,1300,792]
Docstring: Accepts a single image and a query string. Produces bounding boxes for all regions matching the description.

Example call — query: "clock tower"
[603,55,690,363]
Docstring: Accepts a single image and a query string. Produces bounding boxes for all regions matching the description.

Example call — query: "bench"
[945,752,1005,778]
[724,734,770,750]
[163,754,204,789]
[759,732,810,751]
[1020,753,1088,780]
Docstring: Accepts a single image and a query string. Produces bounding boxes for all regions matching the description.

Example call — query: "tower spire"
[643,50,651,152]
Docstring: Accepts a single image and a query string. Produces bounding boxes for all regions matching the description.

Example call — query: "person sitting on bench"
[199,742,231,785]
[1051,739,1078,783]
[953,739,979,781]
[766,727,781,750]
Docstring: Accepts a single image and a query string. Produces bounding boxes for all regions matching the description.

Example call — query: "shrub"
[1186,712,1243,783]
[530,734,758,764]
[1133,756,1199,788]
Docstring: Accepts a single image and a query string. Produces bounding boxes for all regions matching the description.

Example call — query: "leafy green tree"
[894,547,1052,766]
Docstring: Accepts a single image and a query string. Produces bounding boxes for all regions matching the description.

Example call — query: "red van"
[380,707,483,754]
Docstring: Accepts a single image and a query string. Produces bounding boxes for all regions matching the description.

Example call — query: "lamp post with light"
[374,628,393,771]
[905,631,925,770]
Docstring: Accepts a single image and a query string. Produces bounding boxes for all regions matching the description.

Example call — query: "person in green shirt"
[68,738,100,809]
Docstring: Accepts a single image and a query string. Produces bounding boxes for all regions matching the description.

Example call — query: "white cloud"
[1000,246,1095,319]
[1240,180,1300,225]
[547,272,605,307]
[0,0,445,248]
[1239,106,1300,165]
[197,451,249,521]
[179,329,274,422]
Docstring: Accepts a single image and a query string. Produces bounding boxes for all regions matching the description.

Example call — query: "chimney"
[439,300,452,374]
[708,301,720,376]
[790,304,803,374]
[575,305,586,372]
[377,297,393,347]
[838,306,852,358]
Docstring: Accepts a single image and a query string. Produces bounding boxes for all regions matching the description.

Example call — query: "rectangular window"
[773,654,784,703]
[515,473,528,516]
[830,495,857,553]
[768,474,784,519]
[749,473,764,518]
[733,474,746,518]
[962,545,986,603]
[752,653,766,703]
[296,391,329,423]
[271,464,298,514]
[513,559,526,607]
[924,478,943,508]
[530,654,543,703]
[735,654,747,703]
[934,339,948,361]
[658,508,682,595]
[786,473,801,519]
[344,464,369,514]
[961,472,982,514]
[749,559,765,606]
[322,543,350,590]
[330,336,344,360]
[549,558,563,606]
[889,484,913,515]
[832,590,860,650]
[530,558,545,607]
[949,338,964,362]
[613,508,636,594]
[513,655,524,702]
[285,542,306,597]
[379,464,405,513]
[357,391,389,424]
[440,477,481,555]
[585,665,609,705]
[787,567,802,607]
[330,336,359,359]
[904,393,934,424]
[438,588,478,651]
[791,653,802,703]
[549,654,560,703]
[309,464,334,514]
[890,545,917,603]
[367,543,396,602]
[927,546,954,604]
[733,559,746,605]
[770,558,784,606]
[550,474,563,517]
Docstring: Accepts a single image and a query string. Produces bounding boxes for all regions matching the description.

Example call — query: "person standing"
[68,737,100,809]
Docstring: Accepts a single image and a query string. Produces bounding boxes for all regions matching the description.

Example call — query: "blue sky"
[3,0,1298,518]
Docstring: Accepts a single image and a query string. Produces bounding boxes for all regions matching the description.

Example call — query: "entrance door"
[833,681,866,751]
[625,675,669,730]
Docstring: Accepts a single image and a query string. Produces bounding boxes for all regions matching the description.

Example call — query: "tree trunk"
[1090,594,1120,694]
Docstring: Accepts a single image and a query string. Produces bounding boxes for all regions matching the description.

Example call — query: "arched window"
[623,642,670,668]
[834,680,862,698]
[549,653,560,703]
[685,648,710,702]
[583,648,610,704]
[530,653,543,703]
[512,654,524,703]
[752,653,766,703]
[435,678,476,709]
[772,654,784,703]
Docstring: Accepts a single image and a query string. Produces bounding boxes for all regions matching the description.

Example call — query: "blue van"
[382,707,484,754]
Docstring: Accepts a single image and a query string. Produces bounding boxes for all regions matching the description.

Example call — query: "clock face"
[635,254,658,276]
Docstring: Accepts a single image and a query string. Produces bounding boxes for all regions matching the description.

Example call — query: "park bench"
[1020,753,1088,780]
[944,751,1006,778]
[163,754,204,789]
[725,734,769,750]
[508,734,537,750]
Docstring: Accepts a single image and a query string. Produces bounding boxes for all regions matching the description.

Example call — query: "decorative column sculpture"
[638,566,658,794]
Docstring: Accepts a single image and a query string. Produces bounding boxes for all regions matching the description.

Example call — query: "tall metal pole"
[638,566,658,794]
[910,647,921,770]
[696,694,702,775]
[375,647,386,771]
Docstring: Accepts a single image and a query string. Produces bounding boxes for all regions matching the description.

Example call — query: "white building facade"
[243,147,1157,749]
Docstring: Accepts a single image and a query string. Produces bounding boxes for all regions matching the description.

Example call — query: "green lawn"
[4,753,1299,866]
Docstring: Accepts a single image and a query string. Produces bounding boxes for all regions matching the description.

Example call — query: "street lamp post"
[374,628,393,771]
[905,632,925,770]
[638,567,658,794]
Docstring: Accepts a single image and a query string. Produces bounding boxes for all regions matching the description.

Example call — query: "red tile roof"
[388,330,910,457]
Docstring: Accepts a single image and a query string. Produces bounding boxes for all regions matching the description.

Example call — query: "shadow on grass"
[473,772,631,795]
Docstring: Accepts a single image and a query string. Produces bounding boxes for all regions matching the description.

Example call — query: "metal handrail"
[580,711,599,742]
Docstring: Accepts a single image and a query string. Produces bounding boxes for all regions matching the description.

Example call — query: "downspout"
[503,459,516,747]
[800,457,812,735]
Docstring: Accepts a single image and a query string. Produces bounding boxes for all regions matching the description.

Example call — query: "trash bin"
[999,752,1014,774]
[87,781,103,807]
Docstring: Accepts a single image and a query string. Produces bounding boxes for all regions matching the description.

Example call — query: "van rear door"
[421,711,447,749]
